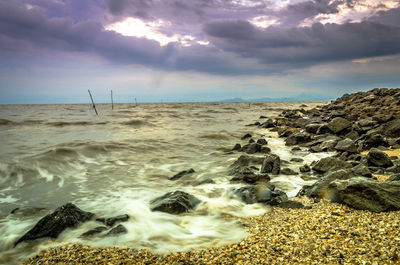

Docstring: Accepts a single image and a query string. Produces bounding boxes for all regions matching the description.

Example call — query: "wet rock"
[300,164,311,173]
[268,190,289,206]
[10,206,47,216]
[285,132,311,146]
[15,203,94,246]
[290,158,303,162]
[150,191,201,214]
[384,119,400,138]
[232,143,241,151]
[279,200,311,209]
[280,168,298,175]
[335,138,357,153]
[80,226,107,238]
[241,133,252,140]
[241,143,262,154]
[260,146,271,153]
[305,123,321,134]
[256,139,268,145]
[387,174,400,181]
[328,177,400,212]
[169,168,195,181]
[96,214,129,227]
[362,134,388,150]
[233,186,273,204]
[352,163,372,178]
[312,157,352,174]
[248,138,255,143]
[195,179,215,186]
[230,169,270,184]
[278,126,298,137]
[345,130,359,141]
[261,119,275,128]
[366,148,393,168]
[316,124,330,135]
[327,117,352,134]
[261,154,280,175]
[227,155,264,176]
[106,224,127,236]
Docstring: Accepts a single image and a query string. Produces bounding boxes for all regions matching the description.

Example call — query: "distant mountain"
[220,93,334,102]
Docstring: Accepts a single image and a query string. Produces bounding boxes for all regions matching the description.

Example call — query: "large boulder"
[150,191,201,214]
[241,143,262,154]
[285,132,311,146]
[15,203,94,246]
[260,154,280,175]
[312,157,352,174]
[366,148,393,168]
[384,119,400,138]
[328,177,400,212]
[327,117,352,134]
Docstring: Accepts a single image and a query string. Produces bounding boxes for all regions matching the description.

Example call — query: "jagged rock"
[327,117,352,134]
[227,155,264,176]
[384,119,400,138]
[366,148,393,168]
[285,132,311,146]
[260,154,280,175]
[280,168,298,175]
[80,226,107,238]
[96,214,129,227]
[362,134,388,150]
[312,157,352,174]
[335,138,357,153]
[15,203,94,246]
[150,191,201,214]
[241,133,252,140]
[106,224,127,236]
[316,124,330,135]
[169,168,195,181]
[327,177,400,212]
[241,143,262,154]
[305,123,320,134]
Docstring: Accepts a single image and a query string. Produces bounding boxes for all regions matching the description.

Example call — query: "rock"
[328,177,400,212]
[10,206,47,216]
[232,143,241,151]
[241,143,262,154]
[312,157,352,174]
[387,174,400,181]
[261,119,275,128]
[280,168,298,175]
[362,134,388,150]
[384,119,400,138]
[230,169,270,184]
[305,123,321,134]
[256,139,268,145]
[241,133,252,140]
[195,179,215,186]
[15,203,94,246]
[327,117,352,134]
[352,163,372,178]
[260,154,280,175]
[278,126,298,137]
[345,130,359,141]
[96,214,129,227]
[366,148,393,168]
[279,200,311,209]
[233,186,273,204]
[300,164,311,173]
[80,226,107,238]
[285,132,311,146]
[335,138,357,153]
[269,190,289,206]
[316,124,330,135]
[248,138,255,143]
[227,155,264,176]
[169,168,195,181]
[290,158,303,162]
[150,191,201,214]
[106,224,128,236]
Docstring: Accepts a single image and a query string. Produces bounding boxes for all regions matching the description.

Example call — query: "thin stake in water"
[88,89,98,115]
[135,97,137,106]
[111,90,114,110]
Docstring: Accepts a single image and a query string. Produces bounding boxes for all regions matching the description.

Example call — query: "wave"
[46,121,106,127]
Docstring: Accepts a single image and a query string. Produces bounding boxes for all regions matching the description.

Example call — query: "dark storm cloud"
[204,18,400,64]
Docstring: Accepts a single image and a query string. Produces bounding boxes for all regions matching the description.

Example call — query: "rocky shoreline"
[21,87,400,264]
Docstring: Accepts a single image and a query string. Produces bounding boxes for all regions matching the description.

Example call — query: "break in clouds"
[0,0,400,75]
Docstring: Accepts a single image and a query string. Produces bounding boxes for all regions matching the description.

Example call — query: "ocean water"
[0,102,329,264]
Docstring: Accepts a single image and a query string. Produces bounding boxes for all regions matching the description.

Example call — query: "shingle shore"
[23,197,400,265]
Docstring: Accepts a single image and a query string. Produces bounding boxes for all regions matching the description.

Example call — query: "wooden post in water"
[88,89,98,115]
[111,90,114,110]
[135,97,137,106]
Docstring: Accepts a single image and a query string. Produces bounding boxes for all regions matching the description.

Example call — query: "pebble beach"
[24,196,400,264]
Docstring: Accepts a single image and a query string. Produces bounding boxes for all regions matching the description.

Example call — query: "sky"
[0,0,400,103]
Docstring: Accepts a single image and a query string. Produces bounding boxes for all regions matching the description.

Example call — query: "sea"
[0,102,330,264]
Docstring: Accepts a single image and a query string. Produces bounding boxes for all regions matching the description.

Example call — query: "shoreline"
[24,197,400,264]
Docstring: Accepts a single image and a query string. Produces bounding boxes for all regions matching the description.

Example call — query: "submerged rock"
[150,191,201,214]
[169,168,195,181]
[15,203,94,246]
[80,226,108,238]
[96,214,129,227]
[106,224,128,236]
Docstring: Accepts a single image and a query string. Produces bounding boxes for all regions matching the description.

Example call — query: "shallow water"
[0,102,328,264]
